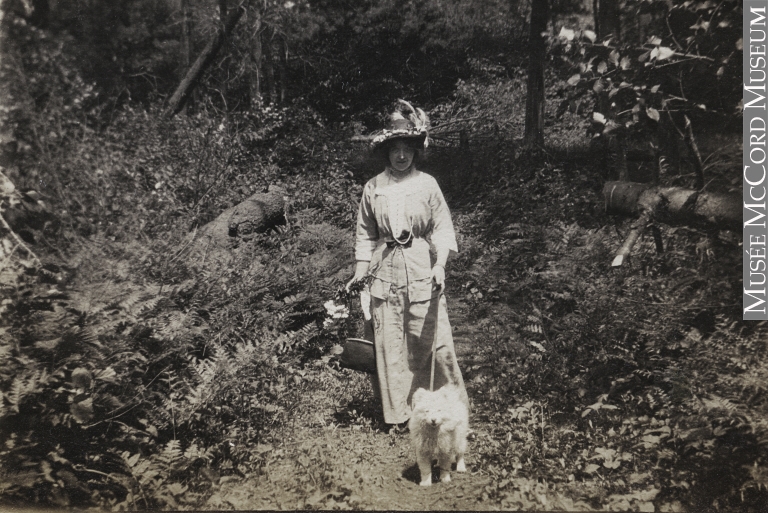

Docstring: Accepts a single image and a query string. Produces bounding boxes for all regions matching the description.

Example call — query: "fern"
[157,439,184,468]
[65,326,101,347]
[525,324,543,334]
[549,222,580,254]
[8,376,26,413]
[274,321,318,354]
[701,395,739,414]
[183,442,213,463]
[118,291,146,315]
[6,370,48,413]
[120,440,195,509]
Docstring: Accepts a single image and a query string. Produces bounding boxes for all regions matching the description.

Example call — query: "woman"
[347,103,469,428]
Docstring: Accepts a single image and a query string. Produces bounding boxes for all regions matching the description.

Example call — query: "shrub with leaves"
[454,155,765,510]
[549,0,742,185]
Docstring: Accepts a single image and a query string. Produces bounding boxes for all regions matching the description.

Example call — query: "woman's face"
[388,140,415,172]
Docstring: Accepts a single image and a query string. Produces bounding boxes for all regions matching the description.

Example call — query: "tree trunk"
[596,0,621,42]
[181,0,192,71]
[524,0,549,146]
[189,187,286,266]
[278,34,287,104]
[611,211,652,267]
[262,26,277,104]
[219,0,230,115]
[603,181,740,231]
[609,130,629,181]
[248,1,263,109]
[592,0,599,36]
[179,0,192,114]
[164,4,245,118]
[681,116,706,190]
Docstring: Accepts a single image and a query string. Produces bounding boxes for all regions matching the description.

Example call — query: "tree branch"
[164,3,246,118]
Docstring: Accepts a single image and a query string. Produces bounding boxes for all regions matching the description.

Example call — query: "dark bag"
[339,338,376,374]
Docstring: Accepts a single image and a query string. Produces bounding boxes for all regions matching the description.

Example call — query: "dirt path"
[206,425,497,510]
[203,295,514,511]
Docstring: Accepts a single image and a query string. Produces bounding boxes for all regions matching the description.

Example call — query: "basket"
[339,338,376,374]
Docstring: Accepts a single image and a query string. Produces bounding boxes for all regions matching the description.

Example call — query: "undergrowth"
[1,14,761,510]
[0,24,364,505]
[451,150,767,511]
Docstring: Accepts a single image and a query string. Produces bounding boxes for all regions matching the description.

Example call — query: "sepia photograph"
[0,0,760,510]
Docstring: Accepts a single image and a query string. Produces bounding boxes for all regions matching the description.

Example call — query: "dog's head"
[412,386,459,428]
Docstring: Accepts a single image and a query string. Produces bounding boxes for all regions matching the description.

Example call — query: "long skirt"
[364,254,469,424]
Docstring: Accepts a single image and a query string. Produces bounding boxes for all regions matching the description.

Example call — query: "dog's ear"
[412,388,426,406]
[441,385,459,401]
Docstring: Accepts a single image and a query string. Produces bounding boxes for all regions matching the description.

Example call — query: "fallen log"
[603,181,740,231]
[603,181,740,266]
[188,186,286,266]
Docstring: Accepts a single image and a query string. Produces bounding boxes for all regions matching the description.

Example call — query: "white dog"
[410,385,469,486]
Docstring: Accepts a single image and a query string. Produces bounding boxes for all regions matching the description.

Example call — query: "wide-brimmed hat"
[370,100,430,150]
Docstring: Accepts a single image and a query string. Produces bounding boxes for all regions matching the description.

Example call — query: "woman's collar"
[386,165,416,182]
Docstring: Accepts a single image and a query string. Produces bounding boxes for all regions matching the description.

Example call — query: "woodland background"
[0,0,763,511]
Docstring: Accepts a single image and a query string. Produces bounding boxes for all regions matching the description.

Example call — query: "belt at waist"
[385,230,415,248]
[386,238,412,248]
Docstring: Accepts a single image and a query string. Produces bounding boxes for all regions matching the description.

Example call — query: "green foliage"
[0,85,364,505]
[454,159,763,510]
[0,210,363,508]
[297,0,528,121]
[4,0,532,122]
[0,2,755,510]
[550,0,742,166]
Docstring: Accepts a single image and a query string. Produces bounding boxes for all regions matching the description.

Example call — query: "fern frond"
[158,439,184,468]
[66,326,102,347]
[8,376,26,412]
[135,295,162,317]
[118,291,145,316]
[233,339,257,362]
[170,279,196,298]
[156,311,188,342]
[525,324,543,334]
[5,370,48,413]
[274,321,318,353]
[183,443,213,463]
[702,395,739,413]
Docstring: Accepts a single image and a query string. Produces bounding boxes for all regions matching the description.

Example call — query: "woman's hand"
[345,276,362,292]
[346,260,371,292]
[432,264,445,291]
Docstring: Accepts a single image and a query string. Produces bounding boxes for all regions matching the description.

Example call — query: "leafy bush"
[549,0,742,184]
[0,24,366,504]
[454,161,764,510]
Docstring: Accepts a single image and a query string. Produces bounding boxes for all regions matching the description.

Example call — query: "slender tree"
[278,33,287,104]
[179,0,192,114]
[165,3,245,117]
[219,0,230,112]
[262,25,277,104]
[181,0,192,71]
[594,0,620,42]
[524,0,549,146]
[247,0,263,109]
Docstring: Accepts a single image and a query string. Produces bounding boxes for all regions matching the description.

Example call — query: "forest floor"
[186,134,768,511]
[203,296,510,511]
[3,113,760,511]
[203,275,576,511]
[197,158,744,511]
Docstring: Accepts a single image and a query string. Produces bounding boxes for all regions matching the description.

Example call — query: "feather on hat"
[370,99,430,149]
